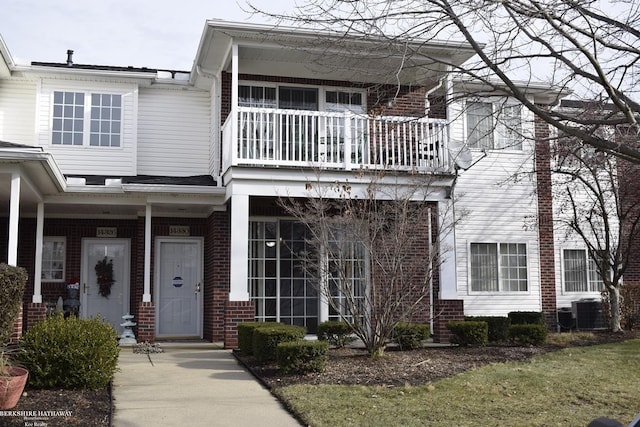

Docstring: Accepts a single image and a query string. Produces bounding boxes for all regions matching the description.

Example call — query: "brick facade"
[224,300,255,349]
[534,113,558,329]
[432,300,465,343]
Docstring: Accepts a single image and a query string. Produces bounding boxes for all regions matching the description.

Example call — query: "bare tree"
[551,122,640,332]
[280,171,459,357]
[247,0,640,163]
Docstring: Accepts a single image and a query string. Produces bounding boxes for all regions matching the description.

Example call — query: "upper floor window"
[563,249,605,292]
[325,91,364,114]
[467,101,522,150]
[470,242,528,292]
[52,91,121,147]
[239,85,277,108]
[42,237,66,282]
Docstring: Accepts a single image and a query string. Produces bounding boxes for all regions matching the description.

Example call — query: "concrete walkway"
[112,342,301,427]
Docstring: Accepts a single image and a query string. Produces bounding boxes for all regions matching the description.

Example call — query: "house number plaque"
[96,227,117,238]
[169,225,190,236]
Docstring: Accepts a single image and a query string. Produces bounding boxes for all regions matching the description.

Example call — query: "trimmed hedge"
[508,311,545,326]
[19,314,120,389]
[317,321,355,348]
[277,340,329,374]
[392,322,430,350]
[0,263,28,345]
[465,316,510,342]
[253,324,306,363]
[508,324,548,346]
[237,322,277,356]
[447,321,488,347]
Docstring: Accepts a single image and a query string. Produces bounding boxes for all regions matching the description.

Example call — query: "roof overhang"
[0,34,15,78]
[192,20,478,88]
[453,78,571,105]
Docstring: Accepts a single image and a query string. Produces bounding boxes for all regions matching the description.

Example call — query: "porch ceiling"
[194,20,476,87]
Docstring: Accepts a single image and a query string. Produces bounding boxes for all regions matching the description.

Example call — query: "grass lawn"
[275,339,640,427]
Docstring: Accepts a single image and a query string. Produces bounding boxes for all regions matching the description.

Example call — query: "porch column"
[143,204,152,302]
[8,172,21,266]
[229,194,249,301]
[32,202,44,303]
[231,43,239,166]
[438,199,458,299]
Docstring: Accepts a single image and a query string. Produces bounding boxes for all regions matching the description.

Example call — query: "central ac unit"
[571,299,607,330]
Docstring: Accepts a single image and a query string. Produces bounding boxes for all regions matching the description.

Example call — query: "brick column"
[534,114,558,329]
[9,305,24,344]
[224,300,255,349]
[25,303,47,329]
[432,299,464,343]
[136,301,155,343]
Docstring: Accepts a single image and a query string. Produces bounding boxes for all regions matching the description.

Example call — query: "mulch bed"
[2,331,637,426]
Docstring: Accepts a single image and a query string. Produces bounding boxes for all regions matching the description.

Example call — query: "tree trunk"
[609,286,623,333]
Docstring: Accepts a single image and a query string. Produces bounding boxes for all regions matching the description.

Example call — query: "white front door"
[156,238,203,338]
[81,239,130,331]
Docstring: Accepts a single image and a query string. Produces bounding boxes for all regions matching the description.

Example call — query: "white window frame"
[238,81,367,113]
[468,242,529,294]
[42,237,66,282]
[51,90,123,148]
[465,99,523,151]
[561,248,605,293]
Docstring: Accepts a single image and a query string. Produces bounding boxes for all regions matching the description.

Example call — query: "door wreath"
[95,256,115,298]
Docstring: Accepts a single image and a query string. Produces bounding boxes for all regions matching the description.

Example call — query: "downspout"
[197,65,223,186]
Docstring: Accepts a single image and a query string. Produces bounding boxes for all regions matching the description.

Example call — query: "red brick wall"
[433,299,464,343]
[136,301,155,342]
[224,300,255,349]
[204,209,231,342]
[534,113,558,329]
[617,127,640,286]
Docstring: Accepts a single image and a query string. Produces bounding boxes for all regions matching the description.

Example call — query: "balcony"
[222,107,452,174]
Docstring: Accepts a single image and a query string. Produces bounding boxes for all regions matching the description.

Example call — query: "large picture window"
[52,91,122,147]
[470,242,528,292]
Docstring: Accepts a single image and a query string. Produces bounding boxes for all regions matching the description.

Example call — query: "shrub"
[277,340,329,374]
[508,324,548,346]
[252,324,306,363]
[317,321,355,348]
[392,322,430,350]
[237,322,276,356]
[0,263,28,345]
[508,311,545,325]
[19,314,119,389]
[447,321,488,347]
[465,316,510,342]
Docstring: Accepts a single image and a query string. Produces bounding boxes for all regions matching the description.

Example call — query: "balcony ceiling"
[195,20,476,87]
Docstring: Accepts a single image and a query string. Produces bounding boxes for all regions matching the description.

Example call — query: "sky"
[0,0,295,71]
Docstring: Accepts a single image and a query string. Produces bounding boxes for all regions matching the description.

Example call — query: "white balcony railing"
[222,107,451,174]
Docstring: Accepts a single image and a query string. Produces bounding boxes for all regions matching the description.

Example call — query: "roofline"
[0,34,15,77]
[0,148,67,192]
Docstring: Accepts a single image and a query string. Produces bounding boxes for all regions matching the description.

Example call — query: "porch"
[222,107,451,173]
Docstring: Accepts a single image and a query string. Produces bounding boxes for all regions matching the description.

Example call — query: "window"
[90,94,121,147]
[470,243,528,292]
[563,249,605,292]
[239,85,276,108]
[42,237,66,281]
[52,91,122,147]
[467,101,522,150]
[52,92,84,145]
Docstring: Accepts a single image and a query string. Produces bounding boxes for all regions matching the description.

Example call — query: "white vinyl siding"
[38,80,137,175]
[137,87,210,176]
[0,78,37,145]
[451,95,539,316]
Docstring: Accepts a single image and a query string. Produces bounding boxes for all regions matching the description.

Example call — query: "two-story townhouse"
[2,20,606,347]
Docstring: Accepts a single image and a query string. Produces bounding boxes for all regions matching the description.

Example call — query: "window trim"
[41,236,66,283]
[238,81,367,113]
[50,90,124,149]
[465,99,524,151]
[467,241,530,295]
[561,248,606,294]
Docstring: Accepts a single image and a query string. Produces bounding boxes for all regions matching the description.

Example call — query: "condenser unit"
[571,299,607,330]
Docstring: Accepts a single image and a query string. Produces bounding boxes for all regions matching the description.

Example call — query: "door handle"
[83,283,87,294]
[195,283,201,294]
